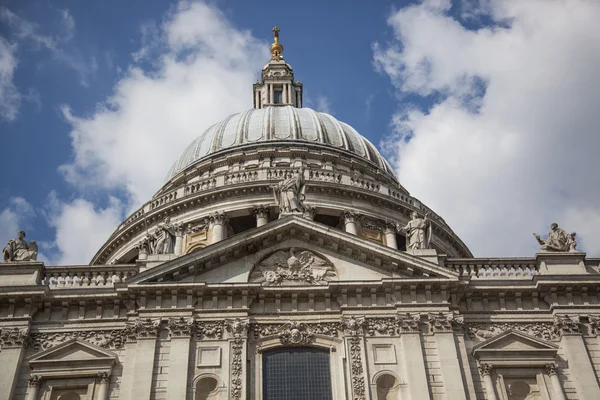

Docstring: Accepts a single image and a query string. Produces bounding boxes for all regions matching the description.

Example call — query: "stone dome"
[165,106,397,182]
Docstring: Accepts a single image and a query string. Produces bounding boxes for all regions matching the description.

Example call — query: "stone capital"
[168,317,195,337]
[253,205,270,219]
[478,363,493,377]
[343,210,359,223]
[545,363,559,376]
[0,326,30,348]
[428,312,462,333]
[208,211,228,226]
[553,315,581,335]
[28,375,43,387]
[396,313,421,333]
[96,372,111,383]
[125,318,161,341]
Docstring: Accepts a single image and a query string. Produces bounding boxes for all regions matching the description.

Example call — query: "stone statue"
[3,231,38,262]
[152,217,176,254]
[397,212,431,250]
[534,223,577,252]
[271,168,306,215]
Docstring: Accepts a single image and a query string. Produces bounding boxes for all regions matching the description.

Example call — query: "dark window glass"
[274,89,283,104]
[263,347,333,400]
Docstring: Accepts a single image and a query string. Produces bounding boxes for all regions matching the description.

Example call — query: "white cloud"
[59,1,269,209]
[0,197,36,248]
[315,95,333,115]
[0,37,19,121]
[375,0,600,256]
[44,192,123,265]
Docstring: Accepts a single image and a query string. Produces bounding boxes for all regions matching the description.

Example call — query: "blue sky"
[2,0,600,264]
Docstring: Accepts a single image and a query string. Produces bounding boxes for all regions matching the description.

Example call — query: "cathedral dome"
[165,106,397,183]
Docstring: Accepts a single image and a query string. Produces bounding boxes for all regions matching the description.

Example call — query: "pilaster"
[167,318,194,400]
[0,326,29,400]
[397,314,429,399]
[122,319,160,400]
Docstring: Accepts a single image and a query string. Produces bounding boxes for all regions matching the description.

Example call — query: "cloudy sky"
[1,0,599,264]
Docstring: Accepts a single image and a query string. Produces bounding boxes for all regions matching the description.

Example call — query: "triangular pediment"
[129,216,460,286]
[28,339,117,374]
[472,329,558,365]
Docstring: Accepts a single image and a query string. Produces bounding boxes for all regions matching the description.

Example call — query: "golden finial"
[270,26,284,60]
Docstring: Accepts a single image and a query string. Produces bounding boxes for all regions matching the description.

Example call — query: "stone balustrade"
[41,265,138,288]
[447,260,539,279]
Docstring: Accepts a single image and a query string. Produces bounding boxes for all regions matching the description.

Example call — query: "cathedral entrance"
[262,347,333,400]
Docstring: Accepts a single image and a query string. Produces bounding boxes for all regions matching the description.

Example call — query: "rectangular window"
[274,88,283,104]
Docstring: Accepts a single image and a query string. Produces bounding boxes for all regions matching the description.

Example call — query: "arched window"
[58,393,81,400]
[195,376,219,400]
[262,347,332,400]
[376,373,399,400]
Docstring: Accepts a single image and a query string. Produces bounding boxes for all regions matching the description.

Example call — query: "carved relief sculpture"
[152,217,177,254]
[3,230,38,262]
[271,167,306,215]
[534,223,577,252]
[249,248,337,286]
[397,212,431,250]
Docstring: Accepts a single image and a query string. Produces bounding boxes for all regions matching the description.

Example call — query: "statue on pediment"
[3,231,38,262]
[250,248,336,286]
[534,223,577,252]
[397,212,431,250]
[271,168,306,215]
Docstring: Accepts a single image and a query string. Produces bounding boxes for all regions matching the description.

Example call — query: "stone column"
[269,84,274,104]
[428,313,467,400]
[478,363,497,400]
[282,84,287,105]
[167,318,193,400]
[397,314,429,399]
[343,211,359,235]
[0,327,29,400]
[96,373,111,400]
[254,206,269,227]
[384,223,398,249]
[122,319,160,400]
[209,212,228,243]
[254,90,260,108]
[26,375,42,400]
[545,364,566,400]
[174,223,184,256]
[554,315,600,399]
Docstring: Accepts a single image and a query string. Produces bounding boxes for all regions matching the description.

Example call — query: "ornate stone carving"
[125,318,161,340]
[466,322,557,341]
[186,219,209,234]
[271,168,306,215]
[28,375,43,387]
[226,318,250,338]
[340,316,365,336]
[366,317,396,336]
[545,363,559,376]
[478,363,493,377]
[397,212,431,250]
[30,329,128,350]
[168,317,194,337]
[253,205,270,219]
[278,321,314,345]
[249,248,337,286]
[3,231,38,262]
[428,312,463,333]
[230,337,244,399]
[96,372,111,383]
[589,315,600,335]
[348,336,366,400]
[534,223,577,252]
[396,313,421,333]
[150,217,177,254]
[196,321,225,339]
[0,327,30,348]
[554,315,581,335]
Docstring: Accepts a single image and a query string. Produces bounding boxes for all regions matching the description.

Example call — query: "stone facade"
[1,28,599,400]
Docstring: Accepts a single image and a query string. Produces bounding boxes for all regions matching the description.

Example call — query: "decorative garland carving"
[251,321,340,342]
[348,336,366,400]
[226,319,248,400]
[428,312,463,333]
[196,320,225,339]
[366,318,396,336]
[168,317,195,337]
[0,327,30,348]
[554,315,581,335]
[395,313,421,333]
[466,322,558,341]
[30,329,127,351]
[226,318,250,338]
